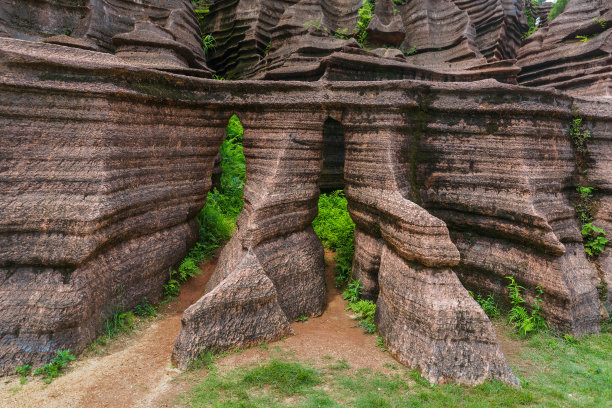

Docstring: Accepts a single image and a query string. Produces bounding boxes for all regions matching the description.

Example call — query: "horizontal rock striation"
[408,83,609,334]
[0,0,209,73]
[396,0,527,69]
[0,39,225,375]
[1,33,611,382]
[517,0,612,97]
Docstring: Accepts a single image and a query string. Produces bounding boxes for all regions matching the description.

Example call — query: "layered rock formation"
[1,0,611,387]
[0,0,210,74]
[517,0,612,97]
[199,0,528,79]
[0,38,225,375]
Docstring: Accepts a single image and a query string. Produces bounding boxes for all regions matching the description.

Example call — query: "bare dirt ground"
[1,250,407,408]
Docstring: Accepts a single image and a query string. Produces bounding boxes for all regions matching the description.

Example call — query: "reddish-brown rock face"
[518,0,612,97]
[0,0,611,387]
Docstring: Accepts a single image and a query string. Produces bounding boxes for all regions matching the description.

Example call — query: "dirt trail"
[1,250,396,408]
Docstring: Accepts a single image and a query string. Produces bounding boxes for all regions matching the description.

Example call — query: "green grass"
[178,331,612,407]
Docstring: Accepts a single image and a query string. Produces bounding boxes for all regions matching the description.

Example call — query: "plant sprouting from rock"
[506,276,547,336]
[355,0,374,47]
[582,223,608,257]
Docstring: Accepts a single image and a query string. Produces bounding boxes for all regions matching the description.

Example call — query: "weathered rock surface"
[0,38,225,375]
[517,0,612,97]
[0,0,210,74]
[376,246,518,385]
[200,0,528,79]
[1,0,611,384]
[365,0,405,48]
[172,251,293,369]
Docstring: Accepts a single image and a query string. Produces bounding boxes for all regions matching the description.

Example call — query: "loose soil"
[1,250,406,408]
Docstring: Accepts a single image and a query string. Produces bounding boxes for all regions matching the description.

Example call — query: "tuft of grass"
[104,308,135,338]
[243,360,322,395]
[32,350,75,384]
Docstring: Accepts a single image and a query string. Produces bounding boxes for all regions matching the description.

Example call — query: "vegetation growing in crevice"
[523,0,544,39]
[548,0,570,22]
[569,112,608,260]
[470,291,501,318]
[506,276,547,337]
[163,115,245,298]
[355,0,375,47]
[312,190,355,287]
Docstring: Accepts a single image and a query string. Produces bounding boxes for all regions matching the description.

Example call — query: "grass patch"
[178,331,612,407]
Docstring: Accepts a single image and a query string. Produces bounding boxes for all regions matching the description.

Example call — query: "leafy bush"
[342,278,362,303]
[548,0,570,21]
[582,223,608,257]
[33,350,75,383]
[470,291,500,318]
[355,0,374,46]
[133,297,157,317]
[312,190,355,285]
[506,276,547,336]
[14,364,32,384]
[347,299,377,333]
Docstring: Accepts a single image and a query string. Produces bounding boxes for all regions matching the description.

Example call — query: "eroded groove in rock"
[517,0,612,97]
[173,109,328,365]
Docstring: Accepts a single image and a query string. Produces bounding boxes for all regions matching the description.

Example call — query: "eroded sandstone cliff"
[0,0,610,386]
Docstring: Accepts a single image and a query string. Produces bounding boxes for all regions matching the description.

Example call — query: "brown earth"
[0,250,407,408]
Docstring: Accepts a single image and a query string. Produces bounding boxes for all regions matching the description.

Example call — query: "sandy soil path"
[1,250,401,408]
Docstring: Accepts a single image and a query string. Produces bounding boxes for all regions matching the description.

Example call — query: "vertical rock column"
[173,107,328,368]
[343,103,518,385]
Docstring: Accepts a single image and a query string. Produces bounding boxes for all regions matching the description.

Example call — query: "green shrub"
[312,190,355,286]
[506,277,547,336]
[355,0,374,46]
[470,291,500,318]
[342,278,362,303]
[347,299,377,334]
[33,350,75,383]
[582,223,608,257]
[14,364,32,384]
[548,0,570,21]
[133,297,157,317]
